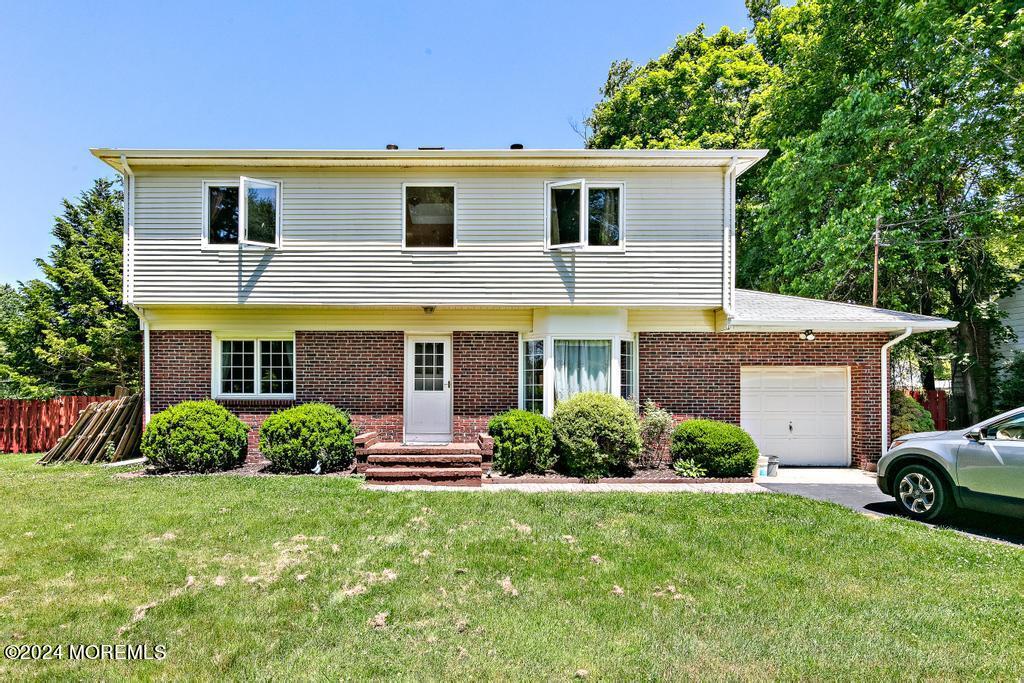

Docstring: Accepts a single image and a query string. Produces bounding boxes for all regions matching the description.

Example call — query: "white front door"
[740,367,851,466]
[404,336,452,444]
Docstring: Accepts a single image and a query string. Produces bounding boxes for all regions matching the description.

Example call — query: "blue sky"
[0,0,750,285]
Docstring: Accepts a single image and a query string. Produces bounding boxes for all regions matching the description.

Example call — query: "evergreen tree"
[0,178,140,397]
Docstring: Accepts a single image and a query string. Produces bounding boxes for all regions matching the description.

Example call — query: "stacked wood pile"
[38,394,143,465]
[0,396,114,453]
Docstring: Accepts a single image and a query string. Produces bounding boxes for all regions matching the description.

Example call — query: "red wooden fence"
[0,396,114,454]
[907,389,948,431]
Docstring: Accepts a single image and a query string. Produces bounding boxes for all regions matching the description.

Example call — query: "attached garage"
[740,367,851,466]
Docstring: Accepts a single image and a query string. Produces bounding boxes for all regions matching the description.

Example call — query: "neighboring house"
[93,147,955,472]
[998,285,1024,361]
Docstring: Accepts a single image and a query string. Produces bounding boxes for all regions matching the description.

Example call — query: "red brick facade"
[452,331,519,441]
[294,331,404,440]
[638,332,890,468]
[150,330,213,411]
[149,328,890,469]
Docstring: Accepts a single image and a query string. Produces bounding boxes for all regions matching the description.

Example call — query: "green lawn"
[1,454,1022,681]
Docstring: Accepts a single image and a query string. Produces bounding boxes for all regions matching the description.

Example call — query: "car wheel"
[893,464,954,521]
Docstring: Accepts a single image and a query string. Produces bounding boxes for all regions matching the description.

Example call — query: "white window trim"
[544,180,626,253]
[201,179,241,251]
[239,176,283,249]
[620,333,638,402]
[211,333,297,400]
[201,178,283,251]
[519,333,635,416]
[402,182,458,251]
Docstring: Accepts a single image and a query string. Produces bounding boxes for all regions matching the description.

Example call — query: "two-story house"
[93,147,955,475]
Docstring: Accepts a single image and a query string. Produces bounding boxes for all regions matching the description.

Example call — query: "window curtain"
[554,340,611,402]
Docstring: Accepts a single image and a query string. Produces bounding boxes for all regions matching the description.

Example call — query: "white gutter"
[119,154,134,305]
[721,156,738,322]
[880,326,913,456]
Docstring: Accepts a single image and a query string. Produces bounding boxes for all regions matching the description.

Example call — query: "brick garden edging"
[485,474,754,485]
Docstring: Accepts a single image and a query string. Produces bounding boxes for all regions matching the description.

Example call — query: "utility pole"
[872,216,881,308]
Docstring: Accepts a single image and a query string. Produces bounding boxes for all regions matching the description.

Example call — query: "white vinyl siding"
[1000,286,1024,358]
[130,168,725,307]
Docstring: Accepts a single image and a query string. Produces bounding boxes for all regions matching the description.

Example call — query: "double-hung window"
[216,337,295,398]
[203,177,282,248]
[545,180,623,250]
[520,334,637,414]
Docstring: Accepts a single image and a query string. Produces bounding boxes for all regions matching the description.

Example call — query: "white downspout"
[122,157,147,423]
[721,157,738,324]
[880,326,913,456]
[130,305,151,424]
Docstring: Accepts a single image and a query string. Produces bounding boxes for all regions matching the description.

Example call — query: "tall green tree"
[586,24,777,150]
[0,179,140,397]
[585,0,1024,421]
[743,0,1024,420]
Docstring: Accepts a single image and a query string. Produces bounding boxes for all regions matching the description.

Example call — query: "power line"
[878,199,1024,229]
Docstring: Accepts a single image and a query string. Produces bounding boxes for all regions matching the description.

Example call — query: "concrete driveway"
[761,468,1024,546]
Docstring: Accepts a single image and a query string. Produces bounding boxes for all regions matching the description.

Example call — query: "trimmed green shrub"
[488,409,556,476]
[258,403,356,474]
[552,392,641,479]
[142,400,248,473]
[889,390,935,441]
[670,419,758,478]
[638,399,673,468]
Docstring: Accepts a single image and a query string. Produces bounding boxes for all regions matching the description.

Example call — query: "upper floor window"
[206,184,239,245]
[404,184,456,249]
[546,180,623,250]
[203,177,281,249]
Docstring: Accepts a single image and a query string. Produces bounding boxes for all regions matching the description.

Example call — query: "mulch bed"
[484,467,753,485]
[114,460,753,485]
[114,459,361,479]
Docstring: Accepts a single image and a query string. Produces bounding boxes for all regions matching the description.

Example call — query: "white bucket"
[756,455,769,478]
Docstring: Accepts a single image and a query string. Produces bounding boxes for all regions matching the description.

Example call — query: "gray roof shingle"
[730,289,957,331]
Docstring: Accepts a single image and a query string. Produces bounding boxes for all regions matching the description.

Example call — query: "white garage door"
[740,367,851,466]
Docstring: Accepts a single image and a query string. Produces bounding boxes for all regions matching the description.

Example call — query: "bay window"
[215,337,294,398]
[620,339,635,401]
[520,334,637,414]
[522,339,544,413]
[554,340,611,402]
[546,180,623,250]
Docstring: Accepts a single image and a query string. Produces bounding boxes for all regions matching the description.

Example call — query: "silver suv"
[877,407,1024,520]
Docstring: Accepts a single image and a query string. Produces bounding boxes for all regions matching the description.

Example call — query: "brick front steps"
[355,432,491,486]
[353,432,754,487]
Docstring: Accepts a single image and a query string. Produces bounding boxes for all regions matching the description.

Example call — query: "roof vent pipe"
[510,143,524,150]
[386,144,399,150]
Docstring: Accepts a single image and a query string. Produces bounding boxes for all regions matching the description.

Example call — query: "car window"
[984,414,1024,441]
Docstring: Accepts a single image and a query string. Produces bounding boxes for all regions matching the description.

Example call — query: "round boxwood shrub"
[889,390,935,441]
[670,419,758,478]
[552,392,641,479]
[488,409,555,475]
[141,400,249,473]
[258,403,356,474]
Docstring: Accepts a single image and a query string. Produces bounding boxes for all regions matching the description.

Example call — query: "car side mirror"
[966,429,984,442]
